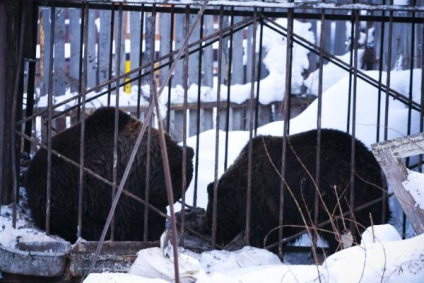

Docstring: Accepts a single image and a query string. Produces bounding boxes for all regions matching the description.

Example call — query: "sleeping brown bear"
[207,129,389,255]
[25,107,194,243]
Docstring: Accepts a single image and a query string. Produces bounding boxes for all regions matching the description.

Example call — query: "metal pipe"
[245,8,258,247]
[278,4,294,259]
[77,2,89,240]
[211,5,225,249]
[193,13,205,208]
[45,5,56,236]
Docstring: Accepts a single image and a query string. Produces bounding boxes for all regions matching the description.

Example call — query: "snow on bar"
[73,0,424,12]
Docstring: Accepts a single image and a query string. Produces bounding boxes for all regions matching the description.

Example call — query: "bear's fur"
[25,107,194,243]
[207,129,388,254]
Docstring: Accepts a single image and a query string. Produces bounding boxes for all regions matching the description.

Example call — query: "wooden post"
[69,8,81,93]
[0,0,34,204]
[372,133,424,235]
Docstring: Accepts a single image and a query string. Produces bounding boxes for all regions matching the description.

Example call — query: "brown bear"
[207,129,389,255]
[25,107,194,243]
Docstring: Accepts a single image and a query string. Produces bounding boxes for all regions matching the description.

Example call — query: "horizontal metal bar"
[34,0,424,12]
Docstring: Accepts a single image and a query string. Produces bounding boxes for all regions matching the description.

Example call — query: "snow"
[403,170,424,210]
[82,229,424,283]
[0,204,64,250]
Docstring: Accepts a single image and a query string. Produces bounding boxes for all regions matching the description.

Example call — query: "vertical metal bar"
[349,3,360,237]
[45,5,56,236]
[375,1,386,143]
[145,4,156,242]
[152,81,180,282]
[111,4,124,241]
[254,15,264,134]
[107,7,115,106]
[23,4,39,154]
[77,3,85,120]
[384,1,394,142]
[346,8,355,134]
[313,5,326,263]
[211,6,225,249]
[245,8,258,247]
[193,13,205,208]
[136,4,145,119]
[179,5,190,246]
[406,2,416,143]
[77,2,89,240]
[223,7,234,171]
[11,3,27,228]
[166,6,175,133]
[279,5,294,259]
[420,22,424,173]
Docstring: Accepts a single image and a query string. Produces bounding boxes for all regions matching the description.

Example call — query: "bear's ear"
[207,182,215,195]
[185,146,195,160]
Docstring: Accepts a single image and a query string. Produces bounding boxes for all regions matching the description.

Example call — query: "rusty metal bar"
[245,8,258,247]
[375,3,386,143]
[278,4,294,259]
[76,3,84,120]
[11,4,27,228]
[211,5,225,249]
[77,2,89,240]
[192,12,205,208]
[312,5,326,265]
[44,5,57,237]
[32,0,424,12]
[152,82,181,282]
[179,5,190,247]
[23,4,39,154]
[254,13,264,135]
[136,4,145,119]
[143,6,152,242]
[107,7,115,106]
[110,4,124,241]
[165,6,175,133]
[349,5,360,236]
[223,7,234,171]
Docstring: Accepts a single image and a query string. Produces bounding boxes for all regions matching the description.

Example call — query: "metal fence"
[11,0,424,279]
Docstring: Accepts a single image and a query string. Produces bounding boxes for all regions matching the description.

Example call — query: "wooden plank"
[188,13,200,86]
[170,110,184,142]
[334,10,347,56]
[70,241,158,277]
[202,14,214,87]
[257,104,272,127]
[69,8,81,93]
[54,8,66,97]
[144,11,156,85]
[232,16,244,85]
[189,109,198,137]
[245,24,253,84]
[130,11,141,84]
[115,10,126,87]
[173,13,185,87]
[200,108,213,132]
[219,14,229,85]
[98,10,111,84]
[159,11,172,85]
[372,134,424,235]
[87,9,97,88]
[231,107,243,131]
